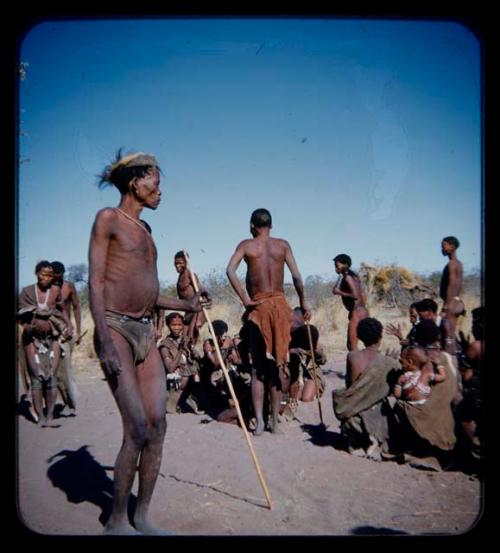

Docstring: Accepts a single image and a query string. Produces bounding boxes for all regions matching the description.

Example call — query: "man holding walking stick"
[89,150,209,534]
[226,208,311,436]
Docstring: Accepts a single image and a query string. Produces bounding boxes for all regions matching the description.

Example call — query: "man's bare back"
[240,236,289,299]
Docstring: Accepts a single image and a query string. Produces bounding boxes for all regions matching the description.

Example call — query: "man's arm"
[69,283,82,344]
[284,242,311,321]
[55,286,71,334]
[155,308,165,341]
[155,291,209,312]
[89,209,122,375]
[226,241,261,308]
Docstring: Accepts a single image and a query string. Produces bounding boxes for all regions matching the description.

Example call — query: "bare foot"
[103,521,142,535]
[268,416,284,435]
[133,518,174,535]
[42,418,61,428]
[254,418,265,436]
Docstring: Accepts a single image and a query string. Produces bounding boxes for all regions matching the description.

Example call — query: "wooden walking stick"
[183,251,273,510]
[305,321,326,429]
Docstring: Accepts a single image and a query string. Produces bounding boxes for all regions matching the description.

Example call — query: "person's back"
[334,317,397,460]
[226,208,311,435]
[346,348,380,389]
[240,235,289,298]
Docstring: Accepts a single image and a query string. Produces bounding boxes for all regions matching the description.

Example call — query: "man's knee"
[130,414,167,447]
[127,420,149,449]
[148,416,167,441]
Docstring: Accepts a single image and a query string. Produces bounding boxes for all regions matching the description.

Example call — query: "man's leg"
[60,340,78,411]
[251,368,266,435]
[248,322,267,435]
[268,363,284,434]
[132,346,169,535]
[44,342,61,425]
[347,313,359,351]
[99,330,148,535]
[23,343,44,423]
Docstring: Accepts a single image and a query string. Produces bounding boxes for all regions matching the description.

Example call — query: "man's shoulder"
[176,271,190,282]
[347,350,361,361]
[269,236,289,247]
[95,207,119,223]
[19,284,35,298]
[238,237,254,248]
[62,280,76,292]
[20,284,34,293]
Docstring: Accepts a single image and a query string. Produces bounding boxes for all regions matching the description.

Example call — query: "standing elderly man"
[89,150,209,535]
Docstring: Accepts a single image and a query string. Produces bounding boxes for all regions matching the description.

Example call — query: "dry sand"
[16,353,483,537]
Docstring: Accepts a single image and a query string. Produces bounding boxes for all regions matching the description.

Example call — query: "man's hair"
[166,312,184,325]
[414,319,441,347]
[356,317,383,346]
[443,236,460,249]
[51,261,65,274]
[410,302,419,310]
[212,319,229,337]
[98,148,160,195]
[35,260,52,274]
[250,208,272,228]
[333,254,352,267]
[416,298,438,314]
[174,251,186,260]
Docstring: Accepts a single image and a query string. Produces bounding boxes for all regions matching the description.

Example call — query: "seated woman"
[332,318,399,461]
[392,319,461,469]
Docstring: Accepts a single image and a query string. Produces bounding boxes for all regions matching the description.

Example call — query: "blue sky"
[18,17,482,289]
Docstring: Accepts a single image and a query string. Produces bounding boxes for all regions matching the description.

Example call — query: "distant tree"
[304,275,334,308]
[67,263,88,286]
[66,263,89,306]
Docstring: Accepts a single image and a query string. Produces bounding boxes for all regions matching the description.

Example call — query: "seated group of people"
[156,306,327,429]
[333,300,483,473]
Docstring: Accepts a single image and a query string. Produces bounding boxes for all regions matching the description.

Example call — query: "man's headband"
[109,152,158,174]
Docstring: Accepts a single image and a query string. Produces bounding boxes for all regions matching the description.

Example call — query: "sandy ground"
[16,353,483,537]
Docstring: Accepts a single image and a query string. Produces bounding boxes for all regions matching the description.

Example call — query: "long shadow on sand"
[46,445,137,527]
[15,394,37,423]
[300,423,347,450]
[351,525,408,535]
